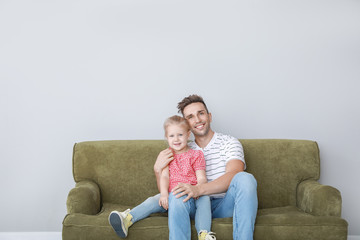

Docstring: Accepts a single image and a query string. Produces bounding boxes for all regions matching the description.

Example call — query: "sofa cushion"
[254,206,348,240]
[242,139,320,208]
[72,140,167,206]
[63,203,347,240]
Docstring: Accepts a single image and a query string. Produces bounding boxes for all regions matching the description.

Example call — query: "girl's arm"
[195,169,207,185]
[159,166,170,210]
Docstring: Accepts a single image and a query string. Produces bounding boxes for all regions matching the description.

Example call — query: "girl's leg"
[194,195,212,233]
[168,193,195,240]
[130,193,167,223]
[109,193,167,238]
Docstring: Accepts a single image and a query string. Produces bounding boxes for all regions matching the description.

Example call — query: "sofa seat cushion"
[254,206,348,240]
[63,204,347,240]
[63,203,169,240]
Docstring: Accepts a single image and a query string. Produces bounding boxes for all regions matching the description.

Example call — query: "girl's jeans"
[130,194,212,239]
[168,194,211,240]
[130,172,258,240]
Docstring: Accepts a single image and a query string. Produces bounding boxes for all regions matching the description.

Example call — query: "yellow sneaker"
[198,230,216,240]
[109,209,133,238]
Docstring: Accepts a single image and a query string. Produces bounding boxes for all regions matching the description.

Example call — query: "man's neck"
[194,129,215,149]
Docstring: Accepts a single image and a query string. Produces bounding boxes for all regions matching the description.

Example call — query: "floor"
[0,232,358,240]
[0,232,61,240]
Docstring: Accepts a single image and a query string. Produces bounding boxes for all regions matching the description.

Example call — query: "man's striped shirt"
[188,132,246,198]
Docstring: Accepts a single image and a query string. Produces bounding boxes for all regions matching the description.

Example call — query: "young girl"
[109,115,216,240]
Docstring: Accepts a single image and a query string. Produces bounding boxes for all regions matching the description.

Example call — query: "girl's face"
[165,123,190,154]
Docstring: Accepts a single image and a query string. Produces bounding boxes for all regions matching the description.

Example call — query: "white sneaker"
[198,230,216,240]
[108,209,131,238]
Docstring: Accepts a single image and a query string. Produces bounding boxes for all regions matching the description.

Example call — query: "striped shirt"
[188,132,245,198]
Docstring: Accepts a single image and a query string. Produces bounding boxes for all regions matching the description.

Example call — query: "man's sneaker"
[108,209,132,238]
[198,230,216,240]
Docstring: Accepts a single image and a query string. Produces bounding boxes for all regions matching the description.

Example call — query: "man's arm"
[172,159,244,202]
[154,148,174,192]
[200,159,244,194]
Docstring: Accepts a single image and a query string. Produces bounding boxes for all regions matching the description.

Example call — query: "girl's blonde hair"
[163,115,190,135]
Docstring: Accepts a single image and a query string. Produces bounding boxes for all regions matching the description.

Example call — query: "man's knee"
[230,172,257,193]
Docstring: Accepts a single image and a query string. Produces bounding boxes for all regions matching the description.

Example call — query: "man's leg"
[168,193,195,240]
[130,193,167,223]
[211,172,258,240]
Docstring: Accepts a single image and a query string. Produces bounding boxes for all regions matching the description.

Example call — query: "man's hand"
[172,183,201,202]
[159,194,169,210]
[154,148,174,174]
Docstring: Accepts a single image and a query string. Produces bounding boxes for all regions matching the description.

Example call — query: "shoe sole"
[109,211,127,238]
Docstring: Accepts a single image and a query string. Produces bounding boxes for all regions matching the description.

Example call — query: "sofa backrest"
[72,139,320,208]
[242,139,320,208]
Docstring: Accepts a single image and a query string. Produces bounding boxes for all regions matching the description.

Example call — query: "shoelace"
[121,209,130,217]
[205,231,216,240]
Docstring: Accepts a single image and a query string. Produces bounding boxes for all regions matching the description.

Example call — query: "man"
[154,94,258,240]
[110,94,258,240]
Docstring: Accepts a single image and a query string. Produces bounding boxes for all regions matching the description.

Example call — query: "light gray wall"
[1,0,359,235]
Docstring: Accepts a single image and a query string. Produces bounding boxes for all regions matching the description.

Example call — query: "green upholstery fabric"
[242,139,320,209]
[63,139,348,239]
[297,180,342,217]
[72,140,167,206]
[66,180,101,215]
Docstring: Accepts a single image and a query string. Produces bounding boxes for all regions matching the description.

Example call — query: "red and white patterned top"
[168,148,205,192]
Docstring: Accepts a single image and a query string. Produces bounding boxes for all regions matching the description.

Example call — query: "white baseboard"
[348,236,360,240]
[0,232,61,240]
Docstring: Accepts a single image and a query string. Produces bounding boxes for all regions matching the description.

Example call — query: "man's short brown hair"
[177,94,209,116]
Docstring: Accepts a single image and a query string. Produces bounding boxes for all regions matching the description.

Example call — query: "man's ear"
[209,112,212,123]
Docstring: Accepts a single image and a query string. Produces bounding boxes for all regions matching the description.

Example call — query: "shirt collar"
[193,132,218,150]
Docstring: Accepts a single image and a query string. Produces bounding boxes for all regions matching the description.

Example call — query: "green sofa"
[63,139,348,240]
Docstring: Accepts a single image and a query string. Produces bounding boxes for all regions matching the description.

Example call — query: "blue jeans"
[130,194,212,239]
[130,194,167,222]
[211,172,258,240]
[130,172,257,240]
[168,194,211,239]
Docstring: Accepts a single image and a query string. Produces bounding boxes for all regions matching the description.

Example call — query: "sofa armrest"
[66,180,101,215]
[297,179,342,217]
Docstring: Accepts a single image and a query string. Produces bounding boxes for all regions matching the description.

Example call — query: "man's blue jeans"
[211,172,258,240]
[130,172,257,240]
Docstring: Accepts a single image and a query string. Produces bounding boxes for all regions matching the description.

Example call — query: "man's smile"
[195,123,205,130]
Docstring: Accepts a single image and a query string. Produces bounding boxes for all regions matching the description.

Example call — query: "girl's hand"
[159,194,169,210]
[154,148,174,174]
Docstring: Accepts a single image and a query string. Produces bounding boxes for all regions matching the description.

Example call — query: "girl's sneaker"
[198,230,216,240]
[108,209,133,238]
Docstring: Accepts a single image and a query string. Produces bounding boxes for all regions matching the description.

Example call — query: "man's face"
[183,102,212,137]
